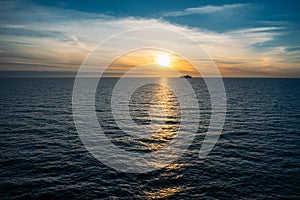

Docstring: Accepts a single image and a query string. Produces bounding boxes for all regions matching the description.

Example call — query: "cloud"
[162,3,248,17]
[0,1,298,77]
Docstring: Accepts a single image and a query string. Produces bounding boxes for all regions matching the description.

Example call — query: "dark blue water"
[1,78,299,199]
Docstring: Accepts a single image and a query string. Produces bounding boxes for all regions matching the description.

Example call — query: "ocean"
[1,78,299,199]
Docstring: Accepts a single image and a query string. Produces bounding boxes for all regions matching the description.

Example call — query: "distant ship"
[180,75,192,79]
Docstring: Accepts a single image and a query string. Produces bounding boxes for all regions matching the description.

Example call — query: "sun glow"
[157,54,170,67]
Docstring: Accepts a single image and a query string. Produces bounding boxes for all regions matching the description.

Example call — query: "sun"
[157,54,170,67]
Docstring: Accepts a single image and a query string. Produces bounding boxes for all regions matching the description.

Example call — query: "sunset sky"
[0,0,299,77]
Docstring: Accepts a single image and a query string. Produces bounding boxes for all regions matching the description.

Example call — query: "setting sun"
[157,54,170,67]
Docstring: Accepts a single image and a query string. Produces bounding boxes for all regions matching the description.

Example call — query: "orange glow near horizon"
[102,49,200,77]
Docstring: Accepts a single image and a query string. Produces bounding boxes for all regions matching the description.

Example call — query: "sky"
[0,0,300,77]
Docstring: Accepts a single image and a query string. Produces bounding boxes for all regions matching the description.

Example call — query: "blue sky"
[29,0,300,30]
[0,0,299,77]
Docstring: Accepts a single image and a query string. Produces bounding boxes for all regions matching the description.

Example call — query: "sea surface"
[0,78,299,199]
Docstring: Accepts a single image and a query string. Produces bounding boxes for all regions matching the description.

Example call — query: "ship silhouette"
[180,74,192,79]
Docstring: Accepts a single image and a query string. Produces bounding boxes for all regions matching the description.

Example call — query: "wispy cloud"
[0,1,298,77]
[162,3,248,17]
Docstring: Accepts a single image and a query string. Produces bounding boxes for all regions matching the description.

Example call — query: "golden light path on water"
[138,78,181,151]
[144,186,183,199]
[144,163,189,199]
[138,78,190,199]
